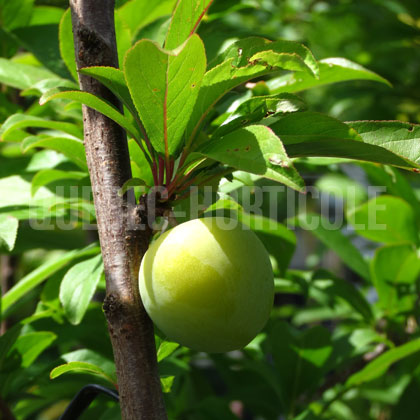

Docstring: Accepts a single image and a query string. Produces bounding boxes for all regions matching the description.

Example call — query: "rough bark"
[69,1,167,418]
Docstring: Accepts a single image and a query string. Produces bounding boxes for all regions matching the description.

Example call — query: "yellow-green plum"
[139,217,274,353]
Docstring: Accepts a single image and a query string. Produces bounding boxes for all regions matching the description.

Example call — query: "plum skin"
[139,216,274,353]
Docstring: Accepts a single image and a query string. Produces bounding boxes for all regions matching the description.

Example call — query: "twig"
[69,1,167,418]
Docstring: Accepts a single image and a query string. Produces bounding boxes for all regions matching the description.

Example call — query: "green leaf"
[0,324,22,369]
[347,120,420,168]
[58,8,77,81]
[291,212,370,280]
[237,92,306,115]
[124,34,206,157]
[59,254,103,325]
[21,77,77,97]
[210,37,318,77]
[115,10,132,70]
[0,0,34,31]
[371,244,420,315]
[1,244,100,315]
[40,89,142,141]
[348,196,418,245]
[315,173,367,210]
[61,349,116,383]
[157,340,180,362]
[0,173,67,221]
[251,50,315,75]
[347,338,420,386]
[361,163,420,223]
[117,0,176,36]
[29,5,64,25]
[165,0,214,50]
[118,178,147,197]
[50,361,115,385]
[268,57,390,94]
[186,37,318,142]
[0,113,83,140]
[12,20,71,79]
[311,269,373,322]
[269,321,333,412]
[272,110,360,140]
[292,410,320,420]
[270,112,419,169]
[213,93,307,139]
[160,375,175,393]
[9,331,56,368]
[22,135,87,171]
[128,138,155,187]
[80,66,136,115]
[31,169,87,196]
[198,125,305,192]
[0,214,18,251]
[0,58,56,90]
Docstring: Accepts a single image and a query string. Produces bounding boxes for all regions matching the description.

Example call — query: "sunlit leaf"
[268,58,390,93]
[0,58,56,90]
[117,0,176,36]
[22,135,87,171]
[347,120,420,168]
[371,244,420,315]
[50,361,115,385]
[40,88,142,141]
[198,125,305,192]
[31,169,87,196]
[61,349,116,383]
[270,112,419,169]
[124,34,206,157]
[9,331,56,368]
[157,340,180,362]
[59,254,103,325]
[58,8,77,81]
[213,92,307,139]
[1,244,100,315]
[347,338,420,386]
[186,38,318,143]
[0,113,83,140]
[165,0,214,49]
[0,214,18,251]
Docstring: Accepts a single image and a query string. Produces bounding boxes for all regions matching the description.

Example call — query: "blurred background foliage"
[200,0,420,123]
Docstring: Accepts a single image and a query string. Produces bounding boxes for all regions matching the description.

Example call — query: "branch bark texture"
[69,1,166,418]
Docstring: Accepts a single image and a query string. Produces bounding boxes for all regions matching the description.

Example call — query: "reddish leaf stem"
[152,160,159,186]
[164,157,171,186]
[167,159,175,184]
[158,157,165,186]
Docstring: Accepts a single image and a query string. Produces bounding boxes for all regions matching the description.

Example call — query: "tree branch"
[69,1,166,418]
